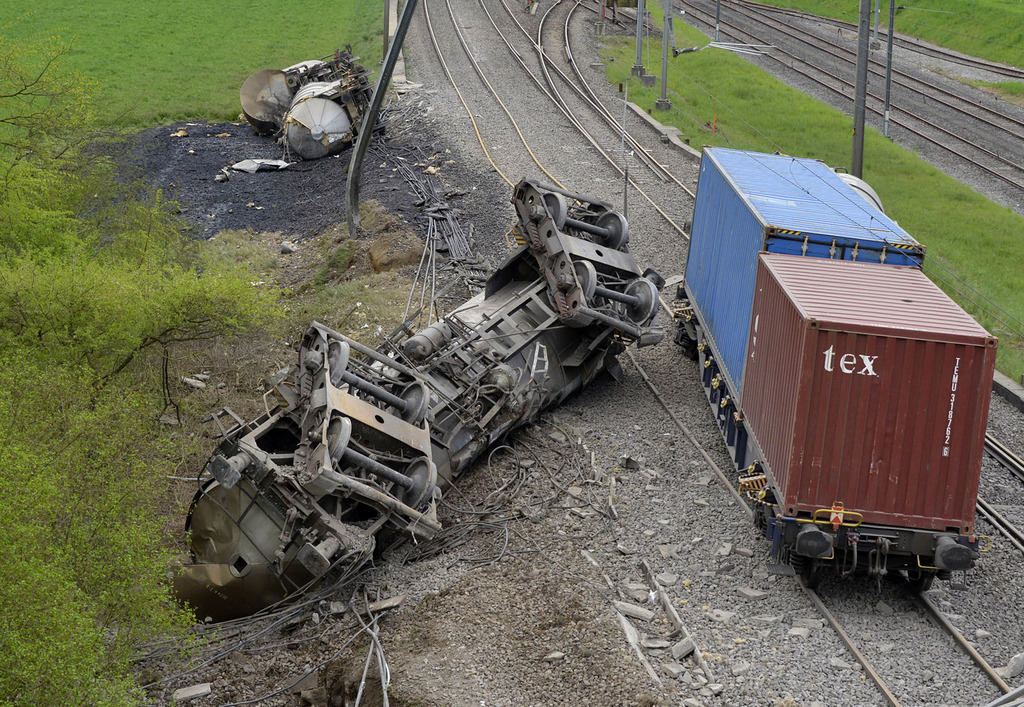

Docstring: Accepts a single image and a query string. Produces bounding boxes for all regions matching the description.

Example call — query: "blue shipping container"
[684,148,924,402]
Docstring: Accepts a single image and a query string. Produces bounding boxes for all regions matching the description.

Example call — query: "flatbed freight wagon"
[674,147,995,588]
[679,147,925,402]
[742,254,996,585]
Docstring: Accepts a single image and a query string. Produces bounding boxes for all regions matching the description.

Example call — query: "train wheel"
[754,504,768,533]
[908,569,936,592]
[595,211,629,250]
[673,325,698,360]
[794,556,821,589]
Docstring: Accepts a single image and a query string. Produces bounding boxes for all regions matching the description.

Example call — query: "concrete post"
[632,0,646,77]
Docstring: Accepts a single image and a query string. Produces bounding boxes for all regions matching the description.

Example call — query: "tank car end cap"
[240,69,293,135]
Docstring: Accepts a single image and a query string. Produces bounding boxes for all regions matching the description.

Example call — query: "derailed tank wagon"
[675,148,996,589]
[176,180,664,620]
[239,49,374,159]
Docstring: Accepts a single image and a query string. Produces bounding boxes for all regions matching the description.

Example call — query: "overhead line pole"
[851,0,871,177]
[656,6,672,110]
[347,0,419,235]
[883,0,896,137]
[871,0,881,48]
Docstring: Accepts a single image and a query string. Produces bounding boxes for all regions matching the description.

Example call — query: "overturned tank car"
[240,49,373,159]
[175,180,665,620]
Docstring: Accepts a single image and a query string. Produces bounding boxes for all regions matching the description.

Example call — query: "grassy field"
[0,1,387,125]
[604,2,1024,379]
[751,0,1024,71]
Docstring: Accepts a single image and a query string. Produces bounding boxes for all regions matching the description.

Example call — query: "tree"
[0,32,282,706]
[0,360,190,707]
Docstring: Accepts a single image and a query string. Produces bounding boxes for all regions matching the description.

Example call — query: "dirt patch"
[129,119,421,241]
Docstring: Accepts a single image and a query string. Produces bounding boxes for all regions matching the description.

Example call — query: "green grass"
[605,4,1024,378]
[0,1,386,125]
[966,78,1024,105]
[750,0,1024,70]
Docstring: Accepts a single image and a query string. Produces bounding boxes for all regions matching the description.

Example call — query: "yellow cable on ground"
[423,0,513,186]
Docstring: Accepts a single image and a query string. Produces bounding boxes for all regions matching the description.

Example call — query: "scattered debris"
[791,617,823,630]
[231,158,292,173]
[181,376,207,390]
[659,544,681,559]
[641,637,672,650]
[656,572,679,586]
[997,652,1024,679]
[707,609,736,623]
[736,587,768,601]
[617,612,663,687]
[672,637,696,660]
[355,595,406,616]
[171,684,211,702]
[614,600,655,622]
[618,455,640,470]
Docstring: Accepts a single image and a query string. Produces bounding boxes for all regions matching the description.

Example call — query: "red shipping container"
[742,254,997,534]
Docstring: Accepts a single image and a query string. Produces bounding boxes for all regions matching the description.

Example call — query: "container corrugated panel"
[742,254,997,533]
[684,148,925,402]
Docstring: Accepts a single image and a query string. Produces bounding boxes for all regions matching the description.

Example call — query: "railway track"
[422,0,696,238]
[632,347,1014,706]
[731,0,1024,148]
[676,0,1024,196]
[987,433,1024,485]
[741,0,1024,83]
[409,4,1024,703]
[794,580,1013,707]
[978,434,1024,557]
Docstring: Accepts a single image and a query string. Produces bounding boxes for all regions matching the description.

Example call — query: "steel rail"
[976,497,1024,557]
[986,433,1024,485]
[979,433,1024,555]
[563,2,697,199]
[728,0,1024,82]
[432,0,565,187]
[475,0,649,182]
[472,0,692,238]
[729,0,1024,142]
[420,0,514,186]
[624,348,751,518]
[799,583,904,707]
[914,591,1012,695]
[537,1,670,181]
[488,0,676,186]
[426,0,691,243]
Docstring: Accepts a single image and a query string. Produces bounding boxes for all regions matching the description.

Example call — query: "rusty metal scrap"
[239,49,373,159]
